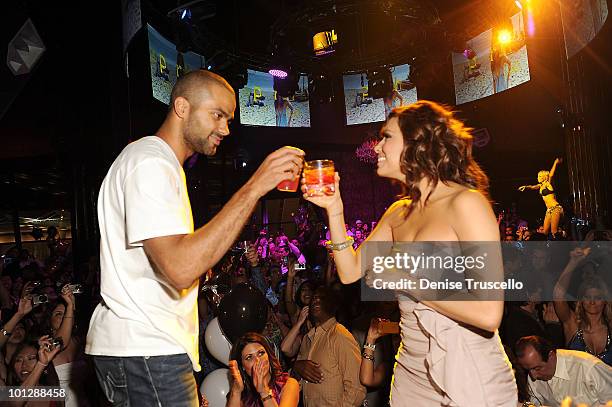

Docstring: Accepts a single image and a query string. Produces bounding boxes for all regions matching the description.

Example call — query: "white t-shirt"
[86,136,200,371]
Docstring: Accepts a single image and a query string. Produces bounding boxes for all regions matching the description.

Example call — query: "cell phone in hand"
[378,321,400,335]
[295,262,306,270]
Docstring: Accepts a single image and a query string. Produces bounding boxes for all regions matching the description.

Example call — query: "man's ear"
[173,96,190,119]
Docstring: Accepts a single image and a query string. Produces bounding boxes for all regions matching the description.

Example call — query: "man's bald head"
[170,70,234,109]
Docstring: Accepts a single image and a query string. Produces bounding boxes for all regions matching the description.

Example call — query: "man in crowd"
[515,336,612,406]
[294,285,366,407]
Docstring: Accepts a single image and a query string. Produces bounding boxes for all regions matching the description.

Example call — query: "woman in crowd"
[227,332,299,407]
[45,286,92,407]
[6,336,62,406]
[518,158,563,237]
[553,247,612,365]
[2,296,34,383]
[303,100,517,405]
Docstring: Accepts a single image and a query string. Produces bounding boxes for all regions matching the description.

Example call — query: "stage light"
[269,69,288,78]
[514,0,522,10]
[180,8,192,21]
[497,30,512,44]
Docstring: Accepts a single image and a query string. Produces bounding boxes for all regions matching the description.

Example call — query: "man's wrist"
[244,179,265,199]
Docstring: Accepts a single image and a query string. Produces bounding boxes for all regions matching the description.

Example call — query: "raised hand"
[228,360,244,394]
[367,317,387,342]
[518,186,526,192]
[17,295,33,317]
[297,306,309,326]
[252,358,270,395]
[60,284,75,307]
[37,335,62,366]
[301,172,343,211]
[247,146,305,197]
[568,246,590,263]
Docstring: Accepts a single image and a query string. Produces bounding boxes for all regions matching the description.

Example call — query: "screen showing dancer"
[343,63,418,126]
[238,69,311,127]
[147,24,206,105]
[452,12,531,105]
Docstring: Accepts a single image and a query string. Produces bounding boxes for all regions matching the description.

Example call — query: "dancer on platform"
[303,100,518,406]
[86,70,304,406]
[518,158,563,237]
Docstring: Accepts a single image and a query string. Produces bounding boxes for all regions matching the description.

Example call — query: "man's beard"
[184,122,216,156]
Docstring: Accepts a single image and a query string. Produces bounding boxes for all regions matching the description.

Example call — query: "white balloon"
[205,317,232,365]
[200,368,230,407]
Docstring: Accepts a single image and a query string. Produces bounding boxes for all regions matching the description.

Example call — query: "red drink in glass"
[277,177,300,192]
[276,146,305,192]
[304,160,335,196]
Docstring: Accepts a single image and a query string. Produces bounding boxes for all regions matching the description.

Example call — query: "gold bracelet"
[325,237,354,251]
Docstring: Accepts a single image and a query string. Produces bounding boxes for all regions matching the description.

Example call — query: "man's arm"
[144,147,304,290]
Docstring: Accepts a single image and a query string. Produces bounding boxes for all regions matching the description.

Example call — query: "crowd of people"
[0,227,100,406]
[1,209,610,406]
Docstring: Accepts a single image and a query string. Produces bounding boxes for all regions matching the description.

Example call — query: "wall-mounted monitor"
[238,69,311,127]
[147,24,205,105]
[343,63,417,126]
[452,12,531,105]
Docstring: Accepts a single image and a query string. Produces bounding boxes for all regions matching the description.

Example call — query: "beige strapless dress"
[389,296,518,406]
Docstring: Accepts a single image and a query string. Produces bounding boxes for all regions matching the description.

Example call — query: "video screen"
[147,24,205,105]
[452,12,530,105]
[560,0,608,58]
[238,70,311,127]
[343,64,417,126]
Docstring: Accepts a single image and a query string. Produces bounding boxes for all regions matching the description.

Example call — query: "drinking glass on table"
[303,159,335,196]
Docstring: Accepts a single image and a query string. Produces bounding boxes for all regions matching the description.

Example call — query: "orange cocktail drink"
[304,160,335,196]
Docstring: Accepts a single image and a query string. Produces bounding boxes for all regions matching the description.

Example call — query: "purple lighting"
[269,69,288,78]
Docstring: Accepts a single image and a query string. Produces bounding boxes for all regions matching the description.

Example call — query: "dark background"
[1,0,610,262]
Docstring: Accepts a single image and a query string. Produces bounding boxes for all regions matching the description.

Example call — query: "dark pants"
[93,354,198,407]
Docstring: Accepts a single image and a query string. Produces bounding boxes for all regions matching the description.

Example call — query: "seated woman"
[6,335,62,407]
[554,247,612,365]
[227,332,299,407]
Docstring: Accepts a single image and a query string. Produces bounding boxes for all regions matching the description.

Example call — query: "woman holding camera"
[6,335,62,406]
[227,332,299,407]
[45,285,92,407]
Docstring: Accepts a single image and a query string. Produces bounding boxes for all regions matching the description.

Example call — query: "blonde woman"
[518,158,563,236]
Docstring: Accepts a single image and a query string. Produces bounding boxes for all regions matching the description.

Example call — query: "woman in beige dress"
[303,100,517,406]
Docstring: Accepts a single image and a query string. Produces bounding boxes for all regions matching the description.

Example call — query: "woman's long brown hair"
[386,100,490,217]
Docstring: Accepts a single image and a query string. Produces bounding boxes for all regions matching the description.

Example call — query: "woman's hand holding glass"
[301,171,343,211]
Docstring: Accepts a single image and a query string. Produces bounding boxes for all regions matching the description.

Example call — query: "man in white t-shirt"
[86,70,304,406]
